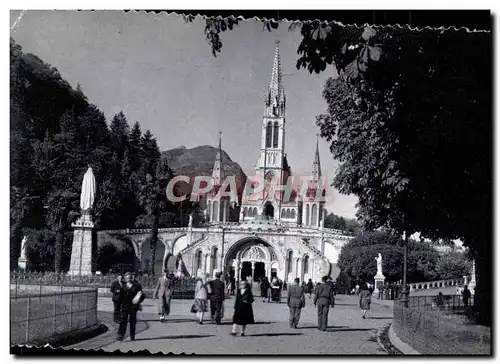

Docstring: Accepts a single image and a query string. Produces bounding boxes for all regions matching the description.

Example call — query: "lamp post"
[400,230,409,308]
[219,225,225,275]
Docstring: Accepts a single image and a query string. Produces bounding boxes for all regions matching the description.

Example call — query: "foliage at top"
[10,38,185,273]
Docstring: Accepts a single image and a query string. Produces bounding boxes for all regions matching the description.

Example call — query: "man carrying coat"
[287,277,306,329]
[314,275,335,331]
[117,272,145,341]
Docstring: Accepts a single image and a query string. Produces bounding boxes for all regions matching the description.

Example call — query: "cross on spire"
[312,135,322,182]
[265,41,286,117]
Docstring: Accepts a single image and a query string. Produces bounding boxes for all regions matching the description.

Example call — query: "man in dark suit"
[117,272,145,341]
[287,277,305,328]
[326,276,336,307]
[314,276,335,331]
[109,274,123,323]
[209,272,225,325]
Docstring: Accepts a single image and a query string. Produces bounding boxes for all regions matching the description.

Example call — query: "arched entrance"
[224,237,279,282]
[263,202,274,219]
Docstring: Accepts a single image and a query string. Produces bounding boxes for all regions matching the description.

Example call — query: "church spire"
[212,131,224,187]
[265,41,285,118]
[312,134,322,182]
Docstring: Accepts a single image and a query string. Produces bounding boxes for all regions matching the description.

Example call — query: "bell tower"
[257,41,287,176]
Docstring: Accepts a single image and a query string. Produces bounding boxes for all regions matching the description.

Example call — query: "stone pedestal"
[18,257,27,270]
[68,213,94,276]
[373,274,385,295]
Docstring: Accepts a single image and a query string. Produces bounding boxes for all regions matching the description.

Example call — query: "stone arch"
[224,235,282,280]
[153,238,171,275]
[253,207,258,216]
[281,208,285,218]
[291,209,296,219]
[243,207,248,217]
[97,234,136,274]
[210,246,219,276]
[171,234,188,255]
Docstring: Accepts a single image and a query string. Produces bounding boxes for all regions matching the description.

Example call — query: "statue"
[188,214,193,228]
[18,236,28,270]
[20,236,27,256]
[375,253,383,276]
[80,167,96,212]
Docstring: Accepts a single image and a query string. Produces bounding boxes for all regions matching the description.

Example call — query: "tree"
[136,156,173,275]
[324,212,361,234]
[337,230,446,284]
[195,20,491,323]
[9,39,166,274]
[436,251,472,280]
[109,111,129,159]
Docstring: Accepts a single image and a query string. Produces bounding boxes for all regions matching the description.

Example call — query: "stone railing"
[409,277,467,292]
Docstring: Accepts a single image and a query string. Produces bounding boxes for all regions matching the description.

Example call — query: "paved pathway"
[70,294,394,355]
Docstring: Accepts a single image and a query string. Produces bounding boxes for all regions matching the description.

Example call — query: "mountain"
[162,145,247,201]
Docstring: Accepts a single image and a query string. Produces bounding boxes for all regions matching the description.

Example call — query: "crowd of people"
[109,271,379,340]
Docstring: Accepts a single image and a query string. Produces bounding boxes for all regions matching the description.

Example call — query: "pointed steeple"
[312,134,322,182]
[265,41,286,118]
[212,131,224,187]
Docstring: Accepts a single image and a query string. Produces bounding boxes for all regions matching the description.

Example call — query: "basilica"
[95,43,352,283]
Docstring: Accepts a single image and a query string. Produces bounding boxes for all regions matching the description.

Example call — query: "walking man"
[287,278,305,329]
[116,272,145,341]
[110,274,123,323]
[462,284,472,308]
[314,276,335,331]
[209,272,225,324]
[326,276,335,307]
[153,271,173,322]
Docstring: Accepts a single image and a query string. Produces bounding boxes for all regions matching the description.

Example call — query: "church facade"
[96,43,353,283]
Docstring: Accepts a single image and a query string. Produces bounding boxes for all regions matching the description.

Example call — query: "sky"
[10,10,358,218]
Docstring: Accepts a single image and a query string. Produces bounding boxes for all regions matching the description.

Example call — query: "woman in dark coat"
[359,283,372,319]
[259,277,270,302]
[231,281,255,336]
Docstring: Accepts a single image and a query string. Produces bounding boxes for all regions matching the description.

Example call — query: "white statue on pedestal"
[188,213,193,228]
[80,167,96,212]
[20,236,27,258]
[375,253,383,276]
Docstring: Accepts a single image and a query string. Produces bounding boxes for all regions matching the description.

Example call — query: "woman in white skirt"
[193,274,210,324]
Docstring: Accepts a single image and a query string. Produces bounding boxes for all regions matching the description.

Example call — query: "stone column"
[237,261,243,281]
[222,200,228,222]
[68,213,94,276]
[297,259,302,281]
[202,253,208,275]
[308,259,314,282]
[469,260,476,294]
[251,261,255,282]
